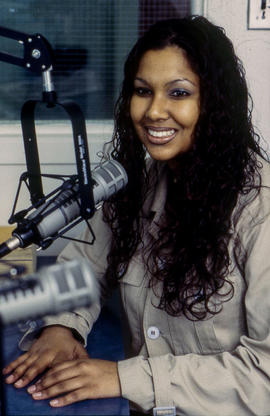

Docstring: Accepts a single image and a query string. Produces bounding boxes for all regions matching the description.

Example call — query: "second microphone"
[0,160,128,258]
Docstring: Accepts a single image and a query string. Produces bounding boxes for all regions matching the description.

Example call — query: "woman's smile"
[144,126,177,144]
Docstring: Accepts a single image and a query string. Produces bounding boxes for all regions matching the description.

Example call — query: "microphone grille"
[54,269,70,293]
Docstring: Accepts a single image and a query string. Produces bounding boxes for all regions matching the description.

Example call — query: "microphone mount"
[8,171,96,251]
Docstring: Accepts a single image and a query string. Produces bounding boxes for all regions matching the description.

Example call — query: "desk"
[1,256,129,415]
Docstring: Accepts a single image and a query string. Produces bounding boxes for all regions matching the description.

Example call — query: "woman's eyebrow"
[134,77,197,87]
[134,77,149,85]
[166,78,197,87]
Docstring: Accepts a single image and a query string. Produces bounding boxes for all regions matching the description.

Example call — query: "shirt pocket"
[119,257,146,338]
[193,319,223,354]
[168,314,223,355]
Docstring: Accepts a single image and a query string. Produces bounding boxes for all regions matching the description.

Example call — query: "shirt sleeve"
[118,197,270,415]
[19,208,113,350]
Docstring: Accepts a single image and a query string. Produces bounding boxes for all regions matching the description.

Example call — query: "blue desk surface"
[1,257,129,416]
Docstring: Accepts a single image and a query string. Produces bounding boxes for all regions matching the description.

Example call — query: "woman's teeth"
[147,128,175,138]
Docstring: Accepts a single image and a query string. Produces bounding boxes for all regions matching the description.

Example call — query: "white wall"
[205,0,270,150]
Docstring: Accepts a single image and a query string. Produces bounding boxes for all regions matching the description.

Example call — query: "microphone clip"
[8,172,96,251]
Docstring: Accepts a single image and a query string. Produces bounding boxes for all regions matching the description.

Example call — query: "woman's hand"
[2,325,88,389]
[27,358,121,407]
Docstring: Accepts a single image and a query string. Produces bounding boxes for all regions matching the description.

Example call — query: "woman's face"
[130,46,200,167]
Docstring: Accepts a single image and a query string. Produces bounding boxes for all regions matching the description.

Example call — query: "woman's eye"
[134,87,152,96]
[170,89,190,98]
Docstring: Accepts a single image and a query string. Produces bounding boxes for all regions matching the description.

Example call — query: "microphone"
[0,259,99,325]
[0,160,127,258]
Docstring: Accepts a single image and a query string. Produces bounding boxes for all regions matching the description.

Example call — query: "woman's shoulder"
[235,153,270,229]
[257,153,270,186]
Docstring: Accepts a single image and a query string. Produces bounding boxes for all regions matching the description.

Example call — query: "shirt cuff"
[18,309,93,351]
[148,355,175,409]
[118,356,155,412]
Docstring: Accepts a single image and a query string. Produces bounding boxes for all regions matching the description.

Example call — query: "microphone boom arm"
[0,25,95,218]
[0,26,53,73]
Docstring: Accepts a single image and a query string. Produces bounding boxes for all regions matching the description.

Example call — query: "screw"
[9,268,18,277]
[32,49,41,59]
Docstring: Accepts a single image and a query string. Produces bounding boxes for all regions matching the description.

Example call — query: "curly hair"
[102,16,264,319]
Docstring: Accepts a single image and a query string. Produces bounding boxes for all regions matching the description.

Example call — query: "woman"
[3,16,270,415]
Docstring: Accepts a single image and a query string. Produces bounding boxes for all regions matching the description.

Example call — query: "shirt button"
[147,326,160,340]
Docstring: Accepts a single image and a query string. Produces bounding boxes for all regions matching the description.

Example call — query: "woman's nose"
[145,95,169,121]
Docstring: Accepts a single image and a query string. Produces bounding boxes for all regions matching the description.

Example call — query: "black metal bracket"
[21,99,95,219]
[0,26,53,73]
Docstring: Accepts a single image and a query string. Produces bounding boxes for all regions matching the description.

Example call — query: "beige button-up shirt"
[20,156,270,415]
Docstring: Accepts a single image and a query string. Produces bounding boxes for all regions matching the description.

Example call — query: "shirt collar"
[143,159,168,239]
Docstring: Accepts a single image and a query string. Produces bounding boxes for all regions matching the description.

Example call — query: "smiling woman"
[0,0,191,228]
[130,46,200,164]
[4,15,270,416]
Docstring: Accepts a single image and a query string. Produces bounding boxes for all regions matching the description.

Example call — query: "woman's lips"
[144,127,177,144]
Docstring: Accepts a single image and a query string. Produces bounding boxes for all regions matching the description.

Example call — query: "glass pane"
[0,0,190,121]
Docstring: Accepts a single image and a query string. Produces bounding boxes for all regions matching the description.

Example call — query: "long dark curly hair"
[102,16,264,319]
